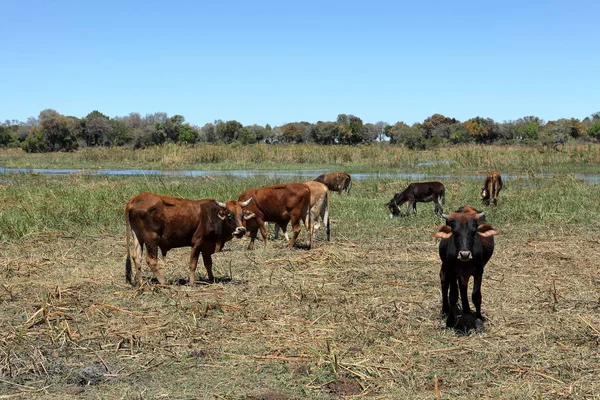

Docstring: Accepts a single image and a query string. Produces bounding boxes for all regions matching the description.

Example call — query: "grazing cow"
[386,181,446,217]
[314,172,352,195]
[434,205,499,328]
[125,192,254,286]
[274,181,330,242]
[481,171,503,206]
[238,183,313,250]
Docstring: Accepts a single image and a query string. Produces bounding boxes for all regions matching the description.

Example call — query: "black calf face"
[387,201,401,217]
[448,218,479,261]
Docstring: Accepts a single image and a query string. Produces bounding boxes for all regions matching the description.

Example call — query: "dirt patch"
[325,376,362,396]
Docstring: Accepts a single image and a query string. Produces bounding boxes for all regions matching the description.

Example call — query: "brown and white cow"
[125,192,254,286]
[314,172,352,195]
[435,205,498,329]
[481,171,503,206]
[238,183,312,249]
[274,181,330,242]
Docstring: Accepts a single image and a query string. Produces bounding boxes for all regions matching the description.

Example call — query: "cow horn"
[441,214,449,220]
[241,197,252,207]
[216,201,227,208]
[476,212,485,219]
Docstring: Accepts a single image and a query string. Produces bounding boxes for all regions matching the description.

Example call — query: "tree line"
[1,109,599,152]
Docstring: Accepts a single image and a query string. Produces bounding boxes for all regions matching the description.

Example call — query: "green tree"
[386,122,425,149]
[38,113,79,151]
[234,127,257,144]
[0,124,18,147]
[336,114,364,144]
[108,119,131,146]
[215,120,242,144]
[81,110,112,146]
[311,121,339,144]
[513,116,542,141]
[178,124,198,144]
[463,117,498,144]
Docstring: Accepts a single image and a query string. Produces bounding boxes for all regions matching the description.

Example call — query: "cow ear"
[217,209,228,220]
[243,211,256,220]
[434,225,453,239]
[477,224,499,237]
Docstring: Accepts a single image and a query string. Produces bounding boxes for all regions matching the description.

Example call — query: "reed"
[1,143,599,173]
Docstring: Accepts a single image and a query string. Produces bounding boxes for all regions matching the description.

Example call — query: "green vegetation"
[2,143,600,175]
[1,109,599,152]
[0,163,599,398]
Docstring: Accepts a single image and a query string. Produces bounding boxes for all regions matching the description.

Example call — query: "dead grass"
[1,221,599,399]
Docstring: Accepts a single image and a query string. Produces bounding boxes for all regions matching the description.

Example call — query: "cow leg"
[189,244,202,286]
[289,219,302,248]
[472,272,484,320]
[247,227,258,250]
[433,199,442,215]
[131,231,144,286]
[406,201,416,215]
[458,275,472,315]
[325,212,331,242]
[440,267,450,316]
[146,245,166,285]
[447,275,460,327]
[273,223,280,239]
[278,222,291,242]
[202,252,215,282]
[259,220,269,247]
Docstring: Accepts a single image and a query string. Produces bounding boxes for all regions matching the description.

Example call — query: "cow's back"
[126,192,208,248]
[239,183,310,223]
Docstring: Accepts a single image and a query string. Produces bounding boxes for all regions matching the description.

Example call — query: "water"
[0,166,598,184]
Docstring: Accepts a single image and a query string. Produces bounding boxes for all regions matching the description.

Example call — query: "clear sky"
[1,0,598,127]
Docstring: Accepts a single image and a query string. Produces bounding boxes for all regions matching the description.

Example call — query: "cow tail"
[324,189,331,241]
[441,188,446,205]
[125,207,133,285]
[346,177,352,194]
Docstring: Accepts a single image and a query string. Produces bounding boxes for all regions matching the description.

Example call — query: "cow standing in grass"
[434,205,499,329]
[386,181,445,217]
[238,183,313,249]
[125,192,254,286]
[481,171,503,206]
[314,172,352,195]
[274,180,330,243]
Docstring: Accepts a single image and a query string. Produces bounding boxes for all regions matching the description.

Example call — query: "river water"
[0,167,598,184]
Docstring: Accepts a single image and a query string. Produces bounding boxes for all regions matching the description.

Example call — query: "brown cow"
[125,192,254,286]
[481,171,503,206]
[238,183,313,250]
[274,181,330,242]
[314,172,352,195]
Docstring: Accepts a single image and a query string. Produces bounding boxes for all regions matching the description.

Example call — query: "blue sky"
[1,0,598,126]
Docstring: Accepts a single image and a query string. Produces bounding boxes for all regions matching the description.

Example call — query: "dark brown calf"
[386,181,446,217]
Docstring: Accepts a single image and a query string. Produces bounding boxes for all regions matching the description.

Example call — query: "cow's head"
[435,211,498,262]
[480,186,488,199]
[216,197,255,238]
[386,200,401,218]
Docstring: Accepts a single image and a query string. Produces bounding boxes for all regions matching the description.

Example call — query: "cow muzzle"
[457,251,473,261]
[233,227,247,238]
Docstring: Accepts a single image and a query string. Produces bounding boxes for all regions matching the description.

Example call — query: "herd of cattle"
[124,170,503,329]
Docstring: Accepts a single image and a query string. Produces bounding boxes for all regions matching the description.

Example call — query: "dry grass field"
[1,172,599,399]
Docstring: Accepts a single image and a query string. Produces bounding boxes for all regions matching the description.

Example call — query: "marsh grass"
[0,173,599,399]
[2,143,600,174]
